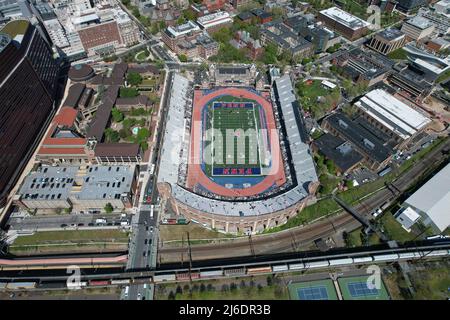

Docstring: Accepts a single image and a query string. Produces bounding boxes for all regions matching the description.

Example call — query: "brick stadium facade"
[157,73,318,234]
[158,182,312,234]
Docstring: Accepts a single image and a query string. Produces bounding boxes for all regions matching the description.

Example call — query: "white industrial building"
[402,163,450,233]
[354,89,431,142]
[395,206,421,232]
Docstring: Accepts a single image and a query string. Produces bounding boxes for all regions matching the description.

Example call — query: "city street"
[123,70,174,300]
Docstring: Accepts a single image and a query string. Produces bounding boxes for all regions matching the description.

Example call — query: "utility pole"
[248,234,255,257]
[0,231,8,256]
[187,232,193,282]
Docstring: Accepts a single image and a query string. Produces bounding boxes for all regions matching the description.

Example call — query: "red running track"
[187,88,286,197]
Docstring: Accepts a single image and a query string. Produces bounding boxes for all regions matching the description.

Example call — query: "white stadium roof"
[157,73,318,217]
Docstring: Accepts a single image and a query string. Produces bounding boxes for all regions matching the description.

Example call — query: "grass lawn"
[172,285,289,300]
[379,212,416,243]
[318,174,342,195]
[337,178,385,205]
[387,48,408,60]
[409,263,450,300]
[10,230,129,255]
[346,228,363,247]
[346,227,381,247]
[140,79,158,87]
[264,198,342,233]
[157,276,289,300]
[159,223,235,242]
[437,68,450,83]
[136,50,149,61]
[119,87,139,98]
[296,80,340,118]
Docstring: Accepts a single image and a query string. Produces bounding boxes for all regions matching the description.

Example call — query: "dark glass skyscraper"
[0,20,59,208]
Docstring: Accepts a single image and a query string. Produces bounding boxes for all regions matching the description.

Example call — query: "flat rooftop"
[377,28,405,41]
[18,165,136,202]
[319,7,370,30]
[355,89,431,139]
[406,16,433,29]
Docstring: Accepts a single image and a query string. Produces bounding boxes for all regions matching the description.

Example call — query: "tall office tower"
[0,20,60,208]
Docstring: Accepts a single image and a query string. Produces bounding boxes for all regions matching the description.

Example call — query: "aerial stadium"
[157,65,318,234]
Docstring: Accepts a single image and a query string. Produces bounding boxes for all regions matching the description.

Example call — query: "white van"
[124,286,129,298]
[95,218,107,225]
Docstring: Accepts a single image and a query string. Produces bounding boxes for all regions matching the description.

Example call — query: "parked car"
[372,208,382,218]
[61,224,67,228]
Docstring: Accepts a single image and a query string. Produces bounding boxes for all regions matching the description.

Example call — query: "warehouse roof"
[355,89,431,140]
[313,133,363,173]
[404,162,450,232]
[324,112,392,163]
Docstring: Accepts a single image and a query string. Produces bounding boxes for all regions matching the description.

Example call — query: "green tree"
[127,72,143,86]
[212,28,233,44]
[178,54,188,62]
[104,128,120,142]
[104,202,114,213]
[111,108,124,122]
[132,8,140,18]
[120,87,139,98]
[182,9,196,21]
[119,128,129,139]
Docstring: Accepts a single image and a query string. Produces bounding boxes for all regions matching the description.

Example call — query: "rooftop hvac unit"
[338,119,348,129]
[363,138,375,149]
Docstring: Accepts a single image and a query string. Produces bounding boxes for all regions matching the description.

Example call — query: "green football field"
[203,95,268,175]
[338,275,390,300]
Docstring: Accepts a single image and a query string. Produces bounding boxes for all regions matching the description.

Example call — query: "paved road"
[157,138,450,263]
[124,70,174,300]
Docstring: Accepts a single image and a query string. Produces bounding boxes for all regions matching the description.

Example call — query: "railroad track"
[158,139,450,262]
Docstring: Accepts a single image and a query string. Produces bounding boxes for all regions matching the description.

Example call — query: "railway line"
[157,138,450,262]
[0,241,449,289]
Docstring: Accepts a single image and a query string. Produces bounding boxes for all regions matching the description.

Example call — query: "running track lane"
[186,88,286,197]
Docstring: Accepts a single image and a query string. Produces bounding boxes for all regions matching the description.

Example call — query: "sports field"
[338,275,390,300]
[187,87,287,198]
[288,279,338,300]
[205,95,268,176]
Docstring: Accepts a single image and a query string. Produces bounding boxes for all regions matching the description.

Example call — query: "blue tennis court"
[297,285,329,300]
[348,282,379,297]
